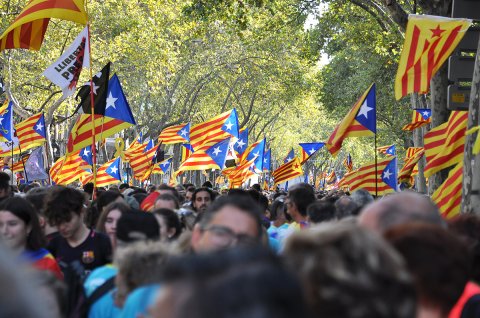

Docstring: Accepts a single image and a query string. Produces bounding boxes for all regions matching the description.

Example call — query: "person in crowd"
[150,247,309,318]
[2,156,15,186]
[0,172,11,202]
[44,186,112,276]
[84,212,160,318]
[30,270,67,318]
[0,246,51,318]
[306,200,337,224]
[96,202,131,250]
[190,194,262,253]
[384,223,470,318]
[350,188,374,210]
[191,187,215,214]
[334,195,360,218]
[0,197,62,279]
[154,193,180,211]
[183,186,195,207]
[152,208,183,242]
[285,183,316,229]
[90,190,125,227]
[157,184,180,200]
[25,187,58,241]
[358,191,445,233]
[266,197,291,244]
[284,222,416,318]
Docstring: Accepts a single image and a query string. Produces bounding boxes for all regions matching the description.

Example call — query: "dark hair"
[270,199,291,222]
[25,188,48,216]
[0,172,10,190]
[287,183,316,216]
[119,183,129,190]
[96,202,131,233]
[155,193,180,209]
[246,190,269,212]
[307,201,336,223]
[192,187,215,206]
[96,191,123,213]
[202,181,213,188]
[384,223,470,315]
[199,195,262,238]
[0,197,45,250]
[83,182,94,195]
[152,208,183,240]
[44,186,85,226]
[157,184,179,197]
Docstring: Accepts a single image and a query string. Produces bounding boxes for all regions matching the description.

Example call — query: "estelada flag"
[0,0,87,52]
[158,123,190,144]
[43,27,89,97]
[402,109,432,131]
[272,157,303,186]
[431,161,463,219]
[326,84,376,156]
[394,15,471,100]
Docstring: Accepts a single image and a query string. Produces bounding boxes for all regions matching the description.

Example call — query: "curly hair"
[44,186,85,226]
[284,222,416,318]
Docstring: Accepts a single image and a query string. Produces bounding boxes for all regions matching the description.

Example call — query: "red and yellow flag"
[423,111,467,178]
[402,109,431,131]
[394,15,471,100]
[431,161,463,219]
[405,147,424,159]
[0,0,87,51]
[158,123,189,144]
[340,158,395,196]
[398,148,424,183]
[272,157,303,186]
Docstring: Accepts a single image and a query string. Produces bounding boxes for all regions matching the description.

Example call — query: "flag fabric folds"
[402,109,432,131]
[0,100,19,151]
[338,157,397,196]
[284,149,295,163]
[398,148,425,183]
[0,0,88,52]
[221,108,239,138]
[405,147,424,159]
[205,138,231,169]
[299,142,325,164]
[158,123,190,144]
[394,15,472,100]
[272,157,303,186]
[263,149,271,172]
[50,147,91,185]
[423,111,467,178]
[234,128,248,155]
[43,27,89,97]
[181,144,193,163]
[0,112,46,156]
[242,138,266,172]
[431,161,463,219]
[67,72,136,153]
[326,83,376,156]
[128,140,161,180]
[83,157,122,187]
[377,144,396,156]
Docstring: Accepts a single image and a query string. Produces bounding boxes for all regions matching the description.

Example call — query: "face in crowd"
[192,190,213,213]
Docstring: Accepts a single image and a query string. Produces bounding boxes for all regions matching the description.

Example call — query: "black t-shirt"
[47,230,112,276]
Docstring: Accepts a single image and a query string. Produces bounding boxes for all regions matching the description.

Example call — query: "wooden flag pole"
[374,126,378,197]
[86,22,97,199]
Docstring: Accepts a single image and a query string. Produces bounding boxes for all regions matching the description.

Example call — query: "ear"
[38,216,46,228]
[190,223,203,251]
[167,227,176,239]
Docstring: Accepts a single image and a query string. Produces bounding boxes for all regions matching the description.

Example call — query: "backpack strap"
[85,276,116,307]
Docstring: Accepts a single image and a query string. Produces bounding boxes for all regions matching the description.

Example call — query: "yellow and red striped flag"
[223,157,256,188]
[431,161,463,219]
[343,158,397,196]
[272,157,303,186]
[402,109,432,131]
[326,84,376,156]
[12,155,30,173]
[338,170,357,190]
[158,123,189,144]
[0,112,47,157]
[50,151,90,185]
[82,157,122,187]
[128,141,161,180]
[405,147,424,159]
[0,0,88,52]
[394,15,471,100]
[398,148,425,183]
[423,111,467,178]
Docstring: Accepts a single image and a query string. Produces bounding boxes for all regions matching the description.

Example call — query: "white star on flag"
[82,148,90,157]
[224,121,233,130]
[308,148,316,154]
[0,117,5,126]
[91,83,100,95]
[286,157,292,162]
[35,122,44,131]
[180,129,187,136]
[106,92,118,109]
[109,166,118,174]
[212,147,222,156]
[162,162,169,167]
[253,151,260,158]
[236,139,246,149]
[95,70,102,78]
[423,111,429,117]
[383,169,392,179]
[357,101,373,118]
[264,158,268,163]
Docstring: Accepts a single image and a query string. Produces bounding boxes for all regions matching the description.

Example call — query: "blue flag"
[416,108,432,121]
[176,122,190,142]
[24,147,49,180]
[159,157,172,173]
[34,114,46,139]
[80,146,93,166]
[206,137,231,169]
[105,74,136,125]
[106,157,122,179]
[385,145,396,156]
[234,128,248,155]
[246,138,266,171]
[381,157,397,191]
[354,83,376,133]
[284,149,295,163]
[263,148,271,172]
[221,108,239,138]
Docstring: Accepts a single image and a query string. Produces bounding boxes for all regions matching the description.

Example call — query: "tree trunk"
[462,36,480,214]
[428,64,450,194]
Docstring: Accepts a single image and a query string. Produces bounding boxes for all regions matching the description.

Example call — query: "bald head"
[358,192,445,233]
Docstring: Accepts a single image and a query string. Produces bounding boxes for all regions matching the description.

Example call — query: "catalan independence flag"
[299,142,325,164]
[431,161,463,219]
[405,147,424,159]
[326,84,376,156]
[0,0,87,52]
[50,148,91,185]
[340,157,397,196]
[82,157,122,187]
[394,15,471,100]
[272,157,303,186]
[402,109,432,131]
[423,111,467,178]
[158,123,190,144]
[0,112,46,156]
[343,153,353,172]
[398,148,425,183]
[377,144,396,156]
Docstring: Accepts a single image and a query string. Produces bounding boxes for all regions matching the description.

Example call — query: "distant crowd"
[0,168,479,318]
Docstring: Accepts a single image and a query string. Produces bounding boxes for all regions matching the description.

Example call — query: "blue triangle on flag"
[106,157,121,180]
[299,142,325,156]
[80,146,93,165]
[234,128,248,154]
[34,114,46,138]
[263,148,271,172]
[176,122,190,142]
[381,157,397,190]
[246,138,266,171]
[416,108,432,121]
[354,84,376,133]
[160,157,172,173]
[386,145,396,156]
[221,109,239,138]
[206,138,231,169]
[284,148,295,163]
[105,74,136,125]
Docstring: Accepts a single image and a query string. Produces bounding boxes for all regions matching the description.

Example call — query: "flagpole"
[17,143,29,183]
[10,141,14,186]
[43,141,52,184]
[374,127,378,197]
[86,22,97,199]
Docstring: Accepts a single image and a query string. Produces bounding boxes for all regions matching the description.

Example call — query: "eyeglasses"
[202,225,258,247]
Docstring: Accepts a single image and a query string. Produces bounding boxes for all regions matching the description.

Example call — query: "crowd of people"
[0,169,480,318]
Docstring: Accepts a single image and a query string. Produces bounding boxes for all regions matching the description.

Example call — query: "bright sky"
[304,3,331,66]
